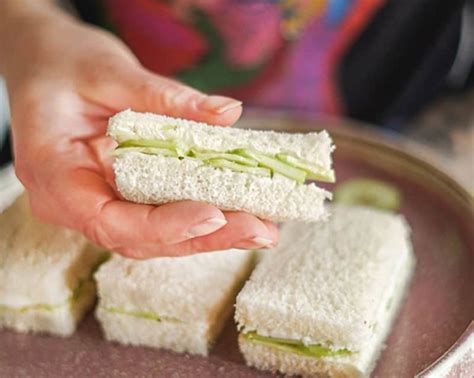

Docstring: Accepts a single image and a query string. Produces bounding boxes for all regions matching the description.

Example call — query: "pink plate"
[1,113,473,377]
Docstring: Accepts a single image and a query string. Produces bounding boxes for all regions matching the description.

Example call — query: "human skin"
[0,0,278,258]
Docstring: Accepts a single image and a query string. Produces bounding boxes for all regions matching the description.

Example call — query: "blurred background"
[0,0,473,189]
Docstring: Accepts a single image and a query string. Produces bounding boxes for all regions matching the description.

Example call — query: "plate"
[1,113,473,377]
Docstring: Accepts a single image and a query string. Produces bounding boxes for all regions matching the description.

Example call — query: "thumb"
[80,61,243,126]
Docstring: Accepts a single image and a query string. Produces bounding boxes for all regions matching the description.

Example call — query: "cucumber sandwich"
[95,249,255,355]
[235,205,415,377]
[107,110,335,222]
[0,191,107,337]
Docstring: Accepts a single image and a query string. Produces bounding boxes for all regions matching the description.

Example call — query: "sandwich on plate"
[235,205,415,377]
[95,249,255,355]
[107,110,335,222]
[0,193,107,337]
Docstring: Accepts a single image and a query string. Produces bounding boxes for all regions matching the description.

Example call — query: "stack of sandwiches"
[0,111,415,376]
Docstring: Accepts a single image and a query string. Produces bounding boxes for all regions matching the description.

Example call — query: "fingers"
[135,75,243,126]
[29,162,279,259]
[117,212,279,259]
[88,199,228,247]
[78,60,242,126]
[28,161,228,249]
[26,155,280,259]
[183,211,278,251]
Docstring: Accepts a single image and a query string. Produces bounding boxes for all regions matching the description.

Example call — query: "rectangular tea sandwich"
[95,249,255,355]
[235,205,415,377]
[107,110,335,222]
[0,194,106,336]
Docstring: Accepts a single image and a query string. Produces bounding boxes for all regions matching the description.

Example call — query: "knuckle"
[186,90,206,106]
[138,79,156,94]
[141,78,200,113]
[139,80,164,110]
[83,217,118,252]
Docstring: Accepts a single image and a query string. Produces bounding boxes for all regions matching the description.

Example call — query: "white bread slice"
[113,153,330,222]
[95,249,255,355]
[235,205,415,377]
[107,110,333,222]
[108,110,334,167]
[0,194,104,337]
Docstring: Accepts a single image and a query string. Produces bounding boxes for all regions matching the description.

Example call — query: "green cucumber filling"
[103,307,161,322]
[333,178,401,211]
[0,303,63,313]
[114,139,335,184]
[0,252,110,314]
[243,332,352,358]
[102,307,181,323]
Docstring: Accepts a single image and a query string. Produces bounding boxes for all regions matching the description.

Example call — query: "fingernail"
[202,96,242,114]
[234,237,274,250]
[185,217,227,238]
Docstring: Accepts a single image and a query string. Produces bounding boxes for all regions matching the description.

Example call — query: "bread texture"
[113,153,330,222]
[235,205,415,377]
[108,109,334,168]
[0,194,103,336]
[95,249,255,355]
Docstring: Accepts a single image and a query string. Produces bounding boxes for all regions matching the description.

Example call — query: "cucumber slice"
[207,159,271,177]
[276,153,335,183]
[0,303,63,313]
[243,332,351,358]
[156,124,177,131]
[190,149,258,166]
[334,178,401,211]
[118,139,176,149]
[104,307,162,322]
[113,147,178,157]
[234,149,307,184]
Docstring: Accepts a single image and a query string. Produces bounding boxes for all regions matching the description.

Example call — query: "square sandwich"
[235,205,415,377]
[108,110,335,222]
[0,194,106,336]
[95,249,255,355]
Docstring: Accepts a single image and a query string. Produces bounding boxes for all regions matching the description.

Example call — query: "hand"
[1,4,278,258]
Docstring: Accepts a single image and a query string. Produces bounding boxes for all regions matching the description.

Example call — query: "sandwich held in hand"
[235,205,415,377]
[0,194,107,337]
[95,249,255,355]
[107,110,335,222]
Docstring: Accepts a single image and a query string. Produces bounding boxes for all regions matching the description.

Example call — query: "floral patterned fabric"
[100,0,384,115]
